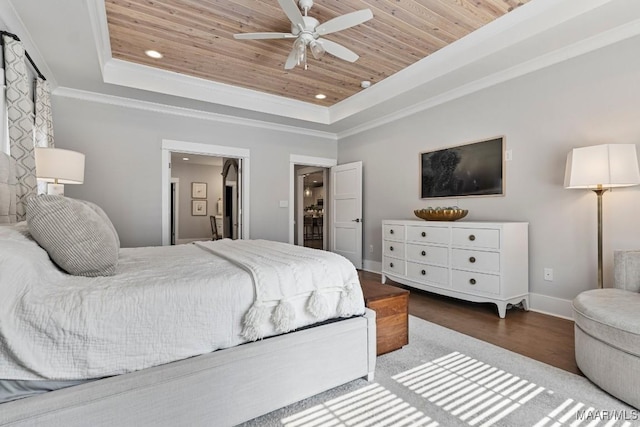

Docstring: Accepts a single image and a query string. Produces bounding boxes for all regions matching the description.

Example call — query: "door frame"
[170,177,179,244]
[161,139,250,246]
[289,154,336,245]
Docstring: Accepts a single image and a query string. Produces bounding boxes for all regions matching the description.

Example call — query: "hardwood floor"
[358,271,581,376]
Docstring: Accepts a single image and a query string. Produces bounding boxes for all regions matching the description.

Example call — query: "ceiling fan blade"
[284,46,299,70]
[277,0,305,30]
[234,32,295,40]
[317,39,359,62]
[316,9,373,36]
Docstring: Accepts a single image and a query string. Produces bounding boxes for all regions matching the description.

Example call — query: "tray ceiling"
[105,0,531,107]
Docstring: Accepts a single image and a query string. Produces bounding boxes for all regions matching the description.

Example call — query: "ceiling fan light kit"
[234,0,373,70]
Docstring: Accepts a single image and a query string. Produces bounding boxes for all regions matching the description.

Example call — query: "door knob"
[352,218,361,222]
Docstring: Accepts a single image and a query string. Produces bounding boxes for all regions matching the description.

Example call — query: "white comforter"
[0,225,364,381]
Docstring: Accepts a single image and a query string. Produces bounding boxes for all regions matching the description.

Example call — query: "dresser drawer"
[406,225,450,244]
[451,249,500,273]
[382,257,405,276]
[383,224,404,240]
[452,269,500,294]
[452,228,500,249]
[383,241,405,258]
[406,243,448,265]
[407,262,449,286]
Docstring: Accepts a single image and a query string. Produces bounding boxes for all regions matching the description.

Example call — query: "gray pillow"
[26,195,118,277]
[79,200,120,248]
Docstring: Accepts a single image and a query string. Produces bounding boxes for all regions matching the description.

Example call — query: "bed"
[0,152,376,426]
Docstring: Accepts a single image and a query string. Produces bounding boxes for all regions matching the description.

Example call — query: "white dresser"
[381,220,529,318]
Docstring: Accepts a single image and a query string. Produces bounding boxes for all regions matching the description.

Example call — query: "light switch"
[279,200,289,208]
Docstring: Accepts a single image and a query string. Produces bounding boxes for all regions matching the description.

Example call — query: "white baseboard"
[528,293,574,320]
[362,259,382,274]
[361,259,574,321]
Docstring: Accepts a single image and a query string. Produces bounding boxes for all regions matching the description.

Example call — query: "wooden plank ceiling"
[105,0,530,106]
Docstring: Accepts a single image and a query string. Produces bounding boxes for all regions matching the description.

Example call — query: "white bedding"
[0,224,364,381]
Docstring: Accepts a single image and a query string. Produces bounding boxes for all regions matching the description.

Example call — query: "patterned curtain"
[34,77,54,148]
[34,77,54,195]
[3,35,35,221]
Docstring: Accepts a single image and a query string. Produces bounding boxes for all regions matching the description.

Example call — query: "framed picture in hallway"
[192,182,207,199]
[192,200,207,216]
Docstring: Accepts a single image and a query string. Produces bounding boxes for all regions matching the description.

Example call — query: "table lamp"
[564,144,640,288]
[35,147,85,196]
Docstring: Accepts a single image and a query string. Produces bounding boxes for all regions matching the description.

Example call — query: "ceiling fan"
[233,0,373,70]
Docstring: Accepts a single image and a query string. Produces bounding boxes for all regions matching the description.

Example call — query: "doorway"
[295,166,327,249]
[170,177,179,245]
[169,153,225,244]
[222,158,241,239]
[161,140,250,246]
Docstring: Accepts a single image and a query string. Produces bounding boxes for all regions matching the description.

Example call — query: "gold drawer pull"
[421,250,426,256]
[469,256,476,263]
[469,234,476,241]
[421,269,426,275]
[421,231,426,237]
[469,278,476,285]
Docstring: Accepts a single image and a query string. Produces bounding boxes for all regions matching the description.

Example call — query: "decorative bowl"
[414,207,468,221]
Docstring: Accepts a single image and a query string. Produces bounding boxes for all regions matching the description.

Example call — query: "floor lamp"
[564,144,640,288]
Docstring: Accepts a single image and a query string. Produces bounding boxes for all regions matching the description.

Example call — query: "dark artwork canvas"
[421,137,504,198]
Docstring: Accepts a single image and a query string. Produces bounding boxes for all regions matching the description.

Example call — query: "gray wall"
[47,33,640,311]
[338,35,640,302]
[171,162,223,240]
[53,96,337,248]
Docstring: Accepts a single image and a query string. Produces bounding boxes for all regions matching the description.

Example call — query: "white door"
[331,161,363,268]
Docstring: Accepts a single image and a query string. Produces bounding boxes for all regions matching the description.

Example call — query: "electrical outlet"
[505,149,513,161]
[369,244,374,253]
[544,268,553,281]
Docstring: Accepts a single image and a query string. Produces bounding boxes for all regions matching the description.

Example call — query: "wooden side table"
[360,281,409,355]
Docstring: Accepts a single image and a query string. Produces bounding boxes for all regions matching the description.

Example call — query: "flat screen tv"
[420,137,504,198]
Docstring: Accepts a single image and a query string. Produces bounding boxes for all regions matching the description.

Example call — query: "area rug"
[241,316,638,426]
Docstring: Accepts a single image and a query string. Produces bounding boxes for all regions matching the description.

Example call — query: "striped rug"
[242,316,637,427]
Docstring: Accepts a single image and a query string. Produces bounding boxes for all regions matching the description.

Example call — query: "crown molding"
[337,16,640,139]
[85,0,111,73]
[52,86,338,140]
[329,0,615,124]
[102,58,332,125]
[1,0,58,88]
[87,0,328,124]
[85,0,626,130]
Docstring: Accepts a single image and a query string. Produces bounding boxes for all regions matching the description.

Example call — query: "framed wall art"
[192,200,207,216]
[420,136,504,198]
[192,182,207,199]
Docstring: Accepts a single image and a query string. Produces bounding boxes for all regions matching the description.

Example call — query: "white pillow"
[0,222,63,286]
[26,195,118,277]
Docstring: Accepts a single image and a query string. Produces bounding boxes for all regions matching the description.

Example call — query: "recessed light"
[313,180,317,183]
[182,157,189,161]
[360,80,371,89]
[315,93,326,100]
[145,50,163,59]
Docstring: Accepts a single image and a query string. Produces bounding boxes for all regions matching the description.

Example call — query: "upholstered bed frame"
[1,312,376,426]
[0,151,377,426]
[0,151,17,224]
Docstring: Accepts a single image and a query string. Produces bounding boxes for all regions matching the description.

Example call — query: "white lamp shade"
[35,147,85,184]
[564,144,640,189]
